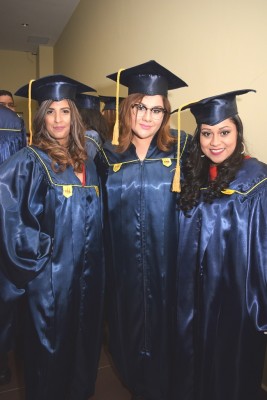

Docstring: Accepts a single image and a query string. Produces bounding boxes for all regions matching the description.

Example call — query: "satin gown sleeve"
[85,129,103,160]
[0,148,52,350]
[246,178,267,332]
[0,106,27,164]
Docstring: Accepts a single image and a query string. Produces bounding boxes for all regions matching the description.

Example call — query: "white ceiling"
[0,0,80,54]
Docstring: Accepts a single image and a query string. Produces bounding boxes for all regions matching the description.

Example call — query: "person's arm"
[0,150,53,350]
[246,183,267,332]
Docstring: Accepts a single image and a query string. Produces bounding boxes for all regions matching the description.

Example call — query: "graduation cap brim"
[172,89,256,125]
[106,60,188,96]
[75,94,100,111]
[99,95,125,111]
[15,74,96,104]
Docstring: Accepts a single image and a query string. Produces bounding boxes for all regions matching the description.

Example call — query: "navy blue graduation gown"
[0,106,27,164]
[85,129,103,160]
[174,157,267,400]
[96,132,191,399]
[0,146,105,400]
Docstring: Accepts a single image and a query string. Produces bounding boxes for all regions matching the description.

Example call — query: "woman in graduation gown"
[174,90,267,400]
[0,75,105,400]
[0,104,27,385]
[96,60,190,400]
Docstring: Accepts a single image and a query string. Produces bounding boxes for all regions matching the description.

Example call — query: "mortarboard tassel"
[28,79,35,145]
[172,105,182,192]
[172,100,199,192]
[112,68,125,145]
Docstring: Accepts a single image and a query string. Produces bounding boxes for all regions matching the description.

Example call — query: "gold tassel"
[112,68,125,145]
[28,79,35,145]
[112,120,119,146]
[171,99,199,192]
[171,105,181,192]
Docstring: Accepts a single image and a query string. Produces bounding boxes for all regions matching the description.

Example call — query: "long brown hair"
[102,109,116,140]
[32,99,87,172]
[117,93,173,152]
[78,108,109,141]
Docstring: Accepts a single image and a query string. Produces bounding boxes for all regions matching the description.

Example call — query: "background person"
[0,104,27,385]
[174,90,267,400]
[75,93,109,159]
[0,103,26,163]
[99,95,124,141]
[0,75,105,400]
[0,90,15,111]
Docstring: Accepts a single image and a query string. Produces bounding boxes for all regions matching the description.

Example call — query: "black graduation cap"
[99,95,125,111]
[75,94,100,111]
[106,60,188,96]
[15,74,96,104]
[175,89,256,125]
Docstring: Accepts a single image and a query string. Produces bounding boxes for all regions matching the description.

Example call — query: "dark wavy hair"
[0,89,13,99]
[179,115,246,215]
[78,108,109,141]
[116,93,173,152]
[102,109,116,141]
[32,99,87,173]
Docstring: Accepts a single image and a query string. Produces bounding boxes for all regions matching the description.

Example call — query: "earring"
[241,142,246,155]
[201,154,205,158]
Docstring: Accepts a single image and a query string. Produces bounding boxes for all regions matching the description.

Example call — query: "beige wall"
[37,45,54,77]
[0,50,37,129]
[0,47,54,131]
[1,0,266,160]
[54,0,267,163]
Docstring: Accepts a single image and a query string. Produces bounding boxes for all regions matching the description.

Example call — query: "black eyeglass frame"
[131,103,167,117]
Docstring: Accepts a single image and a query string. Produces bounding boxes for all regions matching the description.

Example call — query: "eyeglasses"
[131,103,167,120]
